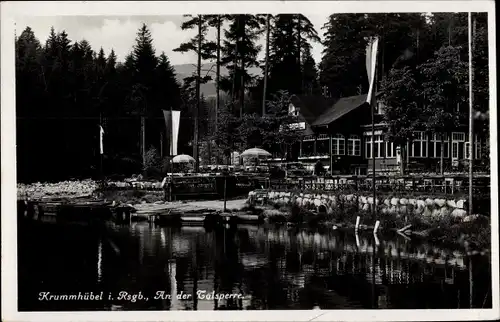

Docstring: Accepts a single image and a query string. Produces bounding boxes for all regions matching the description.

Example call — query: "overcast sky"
[15,15,329,66]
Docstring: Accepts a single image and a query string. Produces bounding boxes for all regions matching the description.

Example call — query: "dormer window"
[288,103,299,116]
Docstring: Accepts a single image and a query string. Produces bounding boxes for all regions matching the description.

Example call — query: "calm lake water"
[18,215,492,311]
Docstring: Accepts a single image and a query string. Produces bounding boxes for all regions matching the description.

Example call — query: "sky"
[15,15,329,66]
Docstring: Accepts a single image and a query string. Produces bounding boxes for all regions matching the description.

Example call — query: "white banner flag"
[171,110,180,156]
[99,125,104,155]
[366,37,379,105]
[163,110,181,156]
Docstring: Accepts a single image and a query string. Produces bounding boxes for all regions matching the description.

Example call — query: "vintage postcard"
[1,1,498,321]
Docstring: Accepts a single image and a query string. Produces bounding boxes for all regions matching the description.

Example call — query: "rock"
[362,203,370,212]
[360,196,367,204]
[399,205,408,214]
[440,207,451,217]
[463,214,479,223]
[456,199,466,209]
[434,199,446,208]
[283,197,290,204]
[390,198,399,206]
[431,208,441,218]
[383,199,391,207]
[296,197,303,205]
[416,200,426,210]
[451,208,467,218]
[314,199,322,207]
[446,200,457,208]
[400,198,408,205]
[424,198,434,207]
[423,208,432,217]
[413,207,423,215]
[367,197,374,204]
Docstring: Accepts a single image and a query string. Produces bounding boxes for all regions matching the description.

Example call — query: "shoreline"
[16,179,491,252]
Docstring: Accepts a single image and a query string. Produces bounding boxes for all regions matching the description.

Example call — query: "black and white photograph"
[1,1,498,321]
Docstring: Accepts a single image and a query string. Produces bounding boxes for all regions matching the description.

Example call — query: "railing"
[267,175,490,196]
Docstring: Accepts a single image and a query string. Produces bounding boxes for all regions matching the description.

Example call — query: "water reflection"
[18,216,492,311]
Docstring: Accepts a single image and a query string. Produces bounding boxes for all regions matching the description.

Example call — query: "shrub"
[143,147,163,179]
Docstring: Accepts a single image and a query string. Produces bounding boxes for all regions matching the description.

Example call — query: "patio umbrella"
[240,148,272,158]
[172,154,195,163]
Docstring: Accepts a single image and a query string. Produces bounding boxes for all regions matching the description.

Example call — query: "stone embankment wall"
[248,190,472,220]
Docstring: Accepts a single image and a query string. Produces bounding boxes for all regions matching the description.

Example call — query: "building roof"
[290,92,383,134]
[312,94,369,127]
[290,95,336,125]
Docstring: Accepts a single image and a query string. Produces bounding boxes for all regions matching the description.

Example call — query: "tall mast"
[468,12,474,217]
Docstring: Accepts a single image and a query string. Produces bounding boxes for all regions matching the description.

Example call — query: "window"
[475,136,482,159]
[411,131,428,157]
[451,132,465,160]
[452,141,459,159]
[374,135,384,158]
[364,134,383,158]
[317,134,329,140]
[332,134,345,155]
[303,135,314,141]
[386,140,396,158]
[365,136,372,159]
[430,133,450,158]
[452,132,466,141]
[464,142,471,159]
[288,103,299,116]
[465,135,482,159]
[347,135,361,156]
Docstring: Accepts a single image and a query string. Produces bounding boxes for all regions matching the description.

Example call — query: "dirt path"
[133,198,248,214]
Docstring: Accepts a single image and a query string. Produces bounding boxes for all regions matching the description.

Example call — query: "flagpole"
[99,112,104,185]
[371,79,376,220]
[468,12,474,217]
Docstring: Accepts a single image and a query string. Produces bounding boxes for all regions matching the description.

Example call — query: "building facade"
[282,93,485,175]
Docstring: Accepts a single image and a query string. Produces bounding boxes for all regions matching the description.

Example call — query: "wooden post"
[329,134,333,173]
[141,115,146,167]
[223,174,227,212]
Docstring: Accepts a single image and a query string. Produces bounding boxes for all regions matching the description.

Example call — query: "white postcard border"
[1,1,498,321]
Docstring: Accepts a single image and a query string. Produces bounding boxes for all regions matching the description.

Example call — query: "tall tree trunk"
[262,14,271,116]
[215,15,221,164]
[239,16,245,118]
[297,15,302,93]
[194,16,202,172]
[231,16,239,105]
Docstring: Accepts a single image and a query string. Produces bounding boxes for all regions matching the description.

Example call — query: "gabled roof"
[312,94,369,126]
[290,95,336,125]
[290,92,383,132]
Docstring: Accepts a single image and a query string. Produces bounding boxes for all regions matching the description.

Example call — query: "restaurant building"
[280,93,484,175]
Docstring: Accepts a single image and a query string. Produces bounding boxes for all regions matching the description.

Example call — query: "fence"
[266,174,491,197]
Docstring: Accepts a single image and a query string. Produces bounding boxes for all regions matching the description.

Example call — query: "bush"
[143,147,163,179]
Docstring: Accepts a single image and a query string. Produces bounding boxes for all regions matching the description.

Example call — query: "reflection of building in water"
[97,238,102,283]
[250,228,468,291]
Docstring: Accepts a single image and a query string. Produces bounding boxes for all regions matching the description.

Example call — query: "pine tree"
[268,14,302,96]
[301,46,320,95]
[220,14,265,117]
